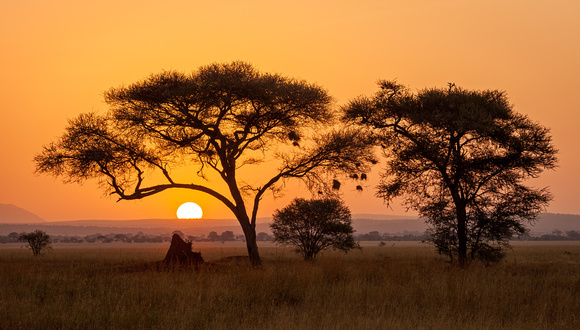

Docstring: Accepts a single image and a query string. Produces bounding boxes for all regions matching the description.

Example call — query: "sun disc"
[176,202,203,219]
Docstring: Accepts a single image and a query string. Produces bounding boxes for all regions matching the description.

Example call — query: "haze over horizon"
[2,203,580,238]
[0,202,422,223]
[2,1,579,221]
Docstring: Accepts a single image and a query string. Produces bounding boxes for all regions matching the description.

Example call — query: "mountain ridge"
[0,204,45,223]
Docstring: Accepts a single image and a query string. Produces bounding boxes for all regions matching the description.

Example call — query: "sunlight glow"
[176,202,203,219]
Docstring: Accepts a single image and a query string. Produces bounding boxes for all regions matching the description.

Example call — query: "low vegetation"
[1,243,578,329]
[2,229,579,245]
[17,230,52,256]
[271,198,359,261]
[3,229,579,247]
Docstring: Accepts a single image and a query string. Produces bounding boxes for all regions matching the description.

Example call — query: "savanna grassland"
[1,242,579,329]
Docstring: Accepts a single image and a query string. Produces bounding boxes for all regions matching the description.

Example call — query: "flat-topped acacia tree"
[343,81,558,266]
[35,62,374,266]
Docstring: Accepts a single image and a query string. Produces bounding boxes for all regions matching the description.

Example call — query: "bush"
[270,198,359,261]
[18,230,52,256]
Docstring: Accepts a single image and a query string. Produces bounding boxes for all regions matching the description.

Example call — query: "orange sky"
[1,0,579,221]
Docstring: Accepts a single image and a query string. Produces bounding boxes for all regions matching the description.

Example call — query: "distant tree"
[358,231,384,241]
[344,81,558,266]
[566,230,580,240]
[114,233,131,243]
[220,231,236,241]
[368,231,381,240]
[8,232,19,243]
[18,230,52,256]
[132,233,147,243]
[256,232,274,241]
[207,231,220,242]
[34,62,374,266]
[270,198,359,261]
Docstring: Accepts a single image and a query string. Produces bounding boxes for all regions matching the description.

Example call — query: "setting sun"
[176,202,203,219]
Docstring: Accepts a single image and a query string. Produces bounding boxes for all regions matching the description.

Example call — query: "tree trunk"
[246,234,262,267]
[224,169,262,267]
[456,203,468,267]
[238,216,262,267]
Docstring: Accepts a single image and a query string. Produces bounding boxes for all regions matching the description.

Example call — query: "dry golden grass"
[1,242,579,329]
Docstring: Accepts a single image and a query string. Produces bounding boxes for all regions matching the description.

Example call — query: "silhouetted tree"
[256,232,274,241]
[34,62,374,266]
[220,231,235,241]
[271,198,359,261]
[566,230,580,240]
[114,233,131,243]
[18,230,52,256]
[344,81,558,266]
[8,232,19,243]
[207,231,220,242]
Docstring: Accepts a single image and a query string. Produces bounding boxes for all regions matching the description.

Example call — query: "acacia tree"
[270,198,359,261]
[344,81,558,266]
[35,62,374,266]
[18,230,52,256]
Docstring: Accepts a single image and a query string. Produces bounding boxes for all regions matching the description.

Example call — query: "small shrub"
[18,230,52,256]
[270,198,359,261]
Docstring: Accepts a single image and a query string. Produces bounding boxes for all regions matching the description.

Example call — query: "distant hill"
[530,213,580,233]
[352,214,418,220]
[0,210,578,236]
[352,213,580,235]
[0,204,45,223]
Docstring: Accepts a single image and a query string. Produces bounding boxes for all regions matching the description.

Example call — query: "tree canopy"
[343,81,558,266]
[35,62,374,266]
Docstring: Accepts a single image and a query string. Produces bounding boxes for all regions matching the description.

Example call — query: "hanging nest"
[360,173,367,180]
[350,174,359,180]
[288,131,300,142]
[332,180,341,190]
[356,185,363,191]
